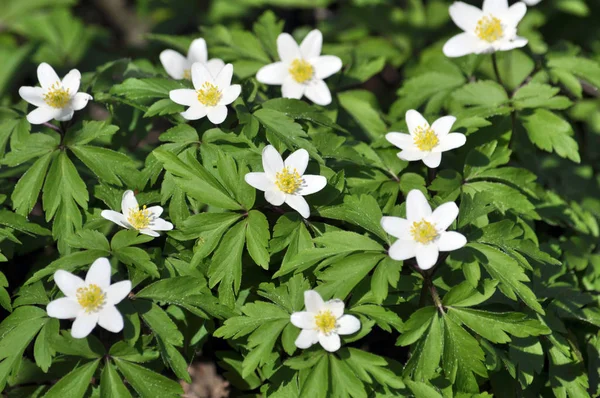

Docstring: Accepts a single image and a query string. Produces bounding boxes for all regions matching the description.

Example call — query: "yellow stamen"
[127,205,151,230]
[183,69,191,80]
[289,59,314,83]
[475,15,504,43]
[411,220,438,244]
[197,82,221,106]
[413,125,439,151]
[275,167,303,194]
[77,284,106,313]
[43,82,70,108]
[315,310,337,334]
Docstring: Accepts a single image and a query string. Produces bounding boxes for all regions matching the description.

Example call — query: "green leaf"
[69,145,138,186]
[208,220,246,307]
[344,348,404,390]
[521,109,580,163]
[110,78,185,101]
[11,152,53,216]
[114,358,184,398]
[245,210,270,269]
[513,83,572,110]
[34,318,58,372]
[316,253,385,299]
[338,90,387,140]
[1,132,58,167]
[63,121,119,146]
[252,10,283,60]
[403,311,442,382]
[100,361,132,398]
[452,80,509,107]
[114,246,159,278]
[299,354,329,398]
[137,301,183,347]
[43,359,99,398]
[330,354,368,398]
[317,195,387,241]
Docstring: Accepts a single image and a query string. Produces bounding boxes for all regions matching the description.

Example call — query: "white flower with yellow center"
[386,110,466,168]
[443,0,528,58]
[256,29,342,106]
[160,38,225,80]
[46,257,131,339]
[18,63,92,125]
[101,190,173,237]
[290,290,360,352]
[244,145,327,218]
[169,63,241,124]
[381,190,467,270]
[523,0,541,5]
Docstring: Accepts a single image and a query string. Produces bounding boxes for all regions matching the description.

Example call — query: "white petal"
[298,175,327,196]
[415,245,439,270]
[431,202,459,231]
[324,299,344,318]
[505,2,527,26]
[139,228,160,237]
[150,218,173,231]
[290,311,316,329]
[55,109,74,122]
[206,59,226,78]
[61,69,81,93]
[312,56,342,80]
[295,329,318,349]
[98,305,124,333]
[406,109,429,136]
[304,80,332,106]
[54,270,85,298]
[497,38,528,51]
[187,38,208,64]
[300,29,323,59]
[220,85,241,106]
[256,62,288,85]
[26,107,59,125]
[483,0,509,14]
[389,239,417,261]
[284,148,309,175]
[181,104,208,120]
[19,87,46,107]
[169,89,197,106]
[398,150,426,161]
[265,189,285,206]
[207,105,227,124]
[101,210,128,228]
[436,133,467,152]
[245,172,273,192]
[147,206,163,218]
[215,64,233,89]
[304,290,325,313]
[449,2,483,33]
[285,195,310,218]
[47,298,81,319]
[121,190,138,215]
[191,62,213,89]
[381,216,411,239]
[277,33,301,63]
[105,281,132,305]
[443,33,488,58]
[71,313,99,339]
[337,315,360,335]
[422,152,442,168]
[406,189,432,222]
[72,93,92,111]
[37,63,60,90]
[282,77,305,99]
[437,231,467,252]
[386,132,414,150]
[262,145,284,178]
[160,50,188,80]
[85,258,111,289]
[319,333,341,352]
[431,116,456,139]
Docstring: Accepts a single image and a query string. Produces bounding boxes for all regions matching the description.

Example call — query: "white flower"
[244,145,327,218]
[101,190,173,237]
[256,29,342,106]
[18,63,92,125]
[523,0,541,5]
[381,190,467,270]
[160,38,225,80]
[169,63,241,124]
[290,290,361,352]
[386,110,466,169]
[46,257,131,339]
[443,0,528,58]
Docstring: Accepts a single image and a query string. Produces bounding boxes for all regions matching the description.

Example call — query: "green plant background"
[0,0,599,397]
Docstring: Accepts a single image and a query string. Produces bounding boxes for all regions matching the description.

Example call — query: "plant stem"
[43,122,63,134]
[425,273,445,314]
[491,53,505,90]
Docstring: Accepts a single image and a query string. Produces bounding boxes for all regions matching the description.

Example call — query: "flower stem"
[43,122,63,134]
[424,273,445,314]
[491,53,505,89]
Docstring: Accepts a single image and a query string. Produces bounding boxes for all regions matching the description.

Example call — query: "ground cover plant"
[0,0,599,396]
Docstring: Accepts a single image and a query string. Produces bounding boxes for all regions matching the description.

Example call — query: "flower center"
[76,284,106,313]
[315,310,337,334]
[43,82,70,108]
[183,69,191,80]
[411,220,438,244]
[275,167,303,194]
[127,205,151,230]
[197,82,222,106]
[289,59,314,83]
[413,125,439,151]
[475,15,504,43]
